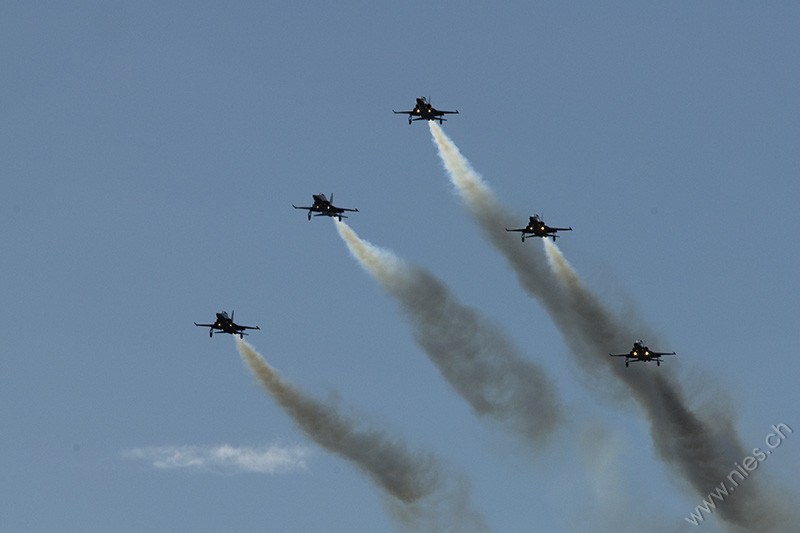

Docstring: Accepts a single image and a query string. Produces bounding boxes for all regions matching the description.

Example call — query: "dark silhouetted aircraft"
[505,214,572,242]
[293,193,358,221]
[610,340,676,367]
[393,96,459,124]
[194,310,260,338]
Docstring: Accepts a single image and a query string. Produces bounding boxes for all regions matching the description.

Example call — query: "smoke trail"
[335,221,563,449]
[427,123,568,312]
[575,424,666,532]
[542,241,787,530]
[236,339,488,531]
[428,122,784,529]
[236,338,438,503]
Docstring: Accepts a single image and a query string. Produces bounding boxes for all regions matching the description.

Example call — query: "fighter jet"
[505,214,572,242]
[194,310,260,338]
[293,193,358,221]
[393,96,459,125]
[610,340,676,367]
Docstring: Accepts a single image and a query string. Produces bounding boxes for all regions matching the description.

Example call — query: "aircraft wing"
[237,325,260,330]
[505,227,528,233]
[438,110,459,114]
[194,322,216,328]
[609,353,629,357]
[393,110,414,114]
[651,351,676,357]
[549,227,572,232]
[292,205,313,210]
[339,207,359,212]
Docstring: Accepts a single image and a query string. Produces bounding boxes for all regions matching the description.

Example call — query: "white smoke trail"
[427,123,569,313]
[235,339,488,530]
[335,221,563,449]
[428,121,784,530]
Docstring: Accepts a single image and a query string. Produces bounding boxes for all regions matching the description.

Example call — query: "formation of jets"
[610,340,677,367]
[194,311,259,339]
[293,193,358,221]
[505,214,572,242]
[196,96,677,369]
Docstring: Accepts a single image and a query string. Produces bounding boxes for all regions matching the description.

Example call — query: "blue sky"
[2,2,798,532]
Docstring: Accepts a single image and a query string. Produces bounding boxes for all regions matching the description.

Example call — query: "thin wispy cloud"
[121,444,311,474]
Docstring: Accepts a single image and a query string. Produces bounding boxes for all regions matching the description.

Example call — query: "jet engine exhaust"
[235,338,487,530]
[428,121,784,530]
[335,221,563,450]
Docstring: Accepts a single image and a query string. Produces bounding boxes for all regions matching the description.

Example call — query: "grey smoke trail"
[542,241,789,530]
[429,122,783,529]
[236,338,439,503]
[236,339,488,531]
[335,221,563,449]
